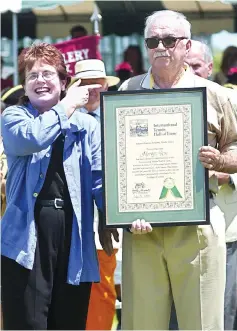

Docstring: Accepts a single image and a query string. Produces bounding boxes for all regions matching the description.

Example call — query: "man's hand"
[198,146,223,171]
[98,228,119,256]
[213,171,230,186]
[130,219,152,235]
[98,210,119,256]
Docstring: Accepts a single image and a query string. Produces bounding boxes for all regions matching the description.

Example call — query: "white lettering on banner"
[67,51,75,63]
[63,49,90,64]
[66,64,72,74]
[74,50,84,61]
[62,53,66,63]
[82,49,89,59]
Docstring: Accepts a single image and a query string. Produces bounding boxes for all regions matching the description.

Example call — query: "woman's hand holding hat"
[60,79,102,118]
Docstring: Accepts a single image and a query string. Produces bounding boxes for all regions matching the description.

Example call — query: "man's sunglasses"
[145,36,187,49]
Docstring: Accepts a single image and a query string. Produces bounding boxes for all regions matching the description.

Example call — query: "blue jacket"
[1,102,102,285]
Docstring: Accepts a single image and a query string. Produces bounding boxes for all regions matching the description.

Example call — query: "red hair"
[18,43,70,103]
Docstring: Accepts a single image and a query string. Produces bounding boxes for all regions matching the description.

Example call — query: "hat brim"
[1,85,24,104]
[71,74,120,87]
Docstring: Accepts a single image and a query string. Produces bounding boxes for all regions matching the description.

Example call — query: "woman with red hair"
[1,43,103,330]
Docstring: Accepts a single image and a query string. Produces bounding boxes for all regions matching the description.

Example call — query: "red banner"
[54,35,101,76]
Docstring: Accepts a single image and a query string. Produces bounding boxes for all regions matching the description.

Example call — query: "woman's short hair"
[18,43,70,104]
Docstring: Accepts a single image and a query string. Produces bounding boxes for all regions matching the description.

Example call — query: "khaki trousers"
[122,199,226,330]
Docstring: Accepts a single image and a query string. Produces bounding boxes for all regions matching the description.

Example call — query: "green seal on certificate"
[159,178,182,199]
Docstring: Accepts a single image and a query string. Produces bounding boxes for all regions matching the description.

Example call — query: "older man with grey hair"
[169,39,237,331]
[185,39,213,78]
[120,10,237,330]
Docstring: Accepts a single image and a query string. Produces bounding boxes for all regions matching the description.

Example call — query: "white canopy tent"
[97,0,237,35]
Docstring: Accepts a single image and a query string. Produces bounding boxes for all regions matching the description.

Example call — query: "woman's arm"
[2,104,70,156]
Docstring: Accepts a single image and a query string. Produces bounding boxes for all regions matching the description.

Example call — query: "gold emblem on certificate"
[159,178,183,199]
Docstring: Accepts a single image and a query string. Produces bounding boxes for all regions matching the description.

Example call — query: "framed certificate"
[100,87,210,228]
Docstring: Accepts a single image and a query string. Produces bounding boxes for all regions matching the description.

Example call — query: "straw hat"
[73,59,120,87]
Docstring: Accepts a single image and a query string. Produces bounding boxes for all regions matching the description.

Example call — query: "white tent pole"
[90,4,102,35]
[12,11,19,86]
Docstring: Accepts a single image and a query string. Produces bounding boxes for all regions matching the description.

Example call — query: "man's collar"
[140,67,153,89]
[80,106,100,118]
[141,64,194,89]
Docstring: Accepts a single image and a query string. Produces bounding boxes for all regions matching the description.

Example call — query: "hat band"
[75,69,105,76]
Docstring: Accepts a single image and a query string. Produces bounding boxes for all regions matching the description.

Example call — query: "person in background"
[123,45,145,76]
[220,61,237,331]
[185,39,213,79]
[114,245,122,330]
[115,61,133,88]
[0,107,7,219]
[1,85,25,218]
[119,10,237,330]
[70,25,88,39]
[1,57,13,90]
[109,61,133,91]
[101,57,128,323]
[224,65,237,90]
[0,85,25,330]
[214,46,237,86]
[169,39,237,331]
[0,98,8,331]
[215,115,237,330]
[1,43,110,330]
[1,85,24,108]
[71,58,121,331]
[1,49,26,89]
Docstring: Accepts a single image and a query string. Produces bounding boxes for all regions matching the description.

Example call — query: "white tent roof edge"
[0,0,22,13]
[0,0,83,13]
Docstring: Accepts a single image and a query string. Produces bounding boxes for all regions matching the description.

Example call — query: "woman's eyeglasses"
[145,36,187,49]
[26,71,57,82]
